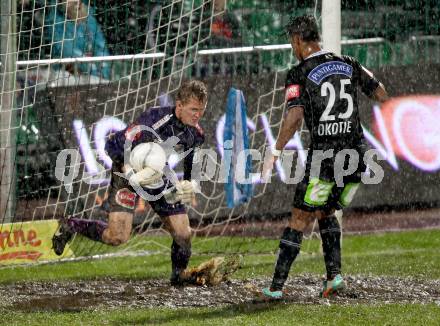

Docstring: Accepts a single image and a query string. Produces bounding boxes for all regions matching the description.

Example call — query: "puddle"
[2,275,440,312]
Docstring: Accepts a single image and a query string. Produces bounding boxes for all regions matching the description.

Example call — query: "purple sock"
[67,218,107,242]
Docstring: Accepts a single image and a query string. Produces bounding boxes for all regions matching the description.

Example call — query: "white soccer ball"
[129,142,167,173]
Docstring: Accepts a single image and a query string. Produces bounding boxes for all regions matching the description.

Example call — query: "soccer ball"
[129,142,167,173]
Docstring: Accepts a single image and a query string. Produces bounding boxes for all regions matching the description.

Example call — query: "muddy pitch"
[3,275,440,312]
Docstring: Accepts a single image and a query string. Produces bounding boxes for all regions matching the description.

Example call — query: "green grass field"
[1,229,440,325]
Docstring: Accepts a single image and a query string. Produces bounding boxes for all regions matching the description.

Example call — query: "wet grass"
[0,229,439,283]
[0,229,439,324]
[3,303,440,325]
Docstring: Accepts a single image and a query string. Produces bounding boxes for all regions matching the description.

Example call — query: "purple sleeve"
[183,132,205,181]
[105,110,159,165]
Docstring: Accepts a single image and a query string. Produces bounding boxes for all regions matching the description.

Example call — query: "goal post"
[0,0,17,223]
[322,0,341,55]
[321,0,342,230]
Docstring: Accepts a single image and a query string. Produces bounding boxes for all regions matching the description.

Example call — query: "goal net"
[1,0,251,263]
[4,0,437,265]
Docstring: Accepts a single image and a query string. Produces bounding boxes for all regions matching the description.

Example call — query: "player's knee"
[289,221,307,232]
[171,224,191,244]
[289,211,312,232]
[104,232,130,246]
[173,231,191,249]
[107,237,128,246]
[318,213,341,232]
[171,229,191,253]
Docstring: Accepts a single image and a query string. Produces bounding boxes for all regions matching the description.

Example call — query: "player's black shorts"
[293,144,367,212]
[107,164,186,218]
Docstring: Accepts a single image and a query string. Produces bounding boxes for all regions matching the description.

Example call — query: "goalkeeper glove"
[164,180,198,204]
[124,164,163,188]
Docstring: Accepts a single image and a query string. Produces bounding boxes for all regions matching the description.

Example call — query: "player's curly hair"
[286,15,320,42]
[177,80,208,105]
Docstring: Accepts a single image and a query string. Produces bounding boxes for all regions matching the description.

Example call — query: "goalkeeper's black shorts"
[106,164,186,218]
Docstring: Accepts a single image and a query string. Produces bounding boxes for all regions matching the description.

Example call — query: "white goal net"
[0,0,319,264]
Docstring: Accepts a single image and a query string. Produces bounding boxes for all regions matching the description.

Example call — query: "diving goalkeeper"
[53,80,209,286]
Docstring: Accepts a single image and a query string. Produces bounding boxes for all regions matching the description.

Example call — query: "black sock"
[318,214,342,280]
[170,240,191,281]
[270,227,303,291]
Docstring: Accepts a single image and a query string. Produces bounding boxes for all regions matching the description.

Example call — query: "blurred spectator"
[210,0,241,47]
[45,0,111,79]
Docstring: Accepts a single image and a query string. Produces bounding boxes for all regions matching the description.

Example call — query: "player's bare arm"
[275,106,304,152]
[262,106,303,180]
[371,82,389,103]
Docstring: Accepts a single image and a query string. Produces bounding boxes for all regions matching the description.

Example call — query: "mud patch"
[2,275,440,312]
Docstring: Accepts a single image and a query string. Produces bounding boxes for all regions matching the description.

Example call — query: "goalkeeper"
[53,80,209,286]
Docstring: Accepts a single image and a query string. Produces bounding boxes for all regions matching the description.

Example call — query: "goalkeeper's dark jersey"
[105,106,204,180]
[285,50,379,150]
